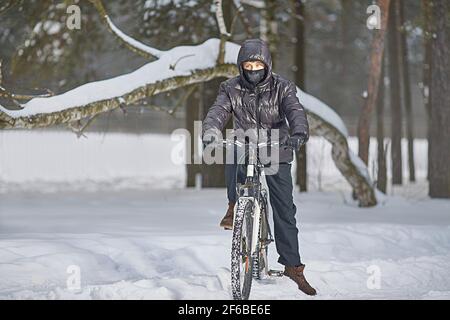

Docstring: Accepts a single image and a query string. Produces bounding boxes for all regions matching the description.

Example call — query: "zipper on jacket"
[255,86,261,165]
[255,87,260,142]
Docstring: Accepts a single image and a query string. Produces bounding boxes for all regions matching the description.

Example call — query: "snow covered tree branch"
[239,0,266,9]
[0,39,237,129]
[89,0,163,59]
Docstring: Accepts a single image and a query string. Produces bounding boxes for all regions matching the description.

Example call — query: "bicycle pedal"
[268,269,284,277]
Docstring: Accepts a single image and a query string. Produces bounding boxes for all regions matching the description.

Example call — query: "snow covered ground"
[1,131,449,299]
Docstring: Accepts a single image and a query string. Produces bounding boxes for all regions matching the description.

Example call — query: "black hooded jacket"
[202,38,309,163]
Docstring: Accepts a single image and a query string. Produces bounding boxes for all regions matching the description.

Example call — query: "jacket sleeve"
[202,82,233,138]
[281,81,310,141]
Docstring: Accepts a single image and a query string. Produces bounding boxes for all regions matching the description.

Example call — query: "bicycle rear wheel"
[231,198,254,300]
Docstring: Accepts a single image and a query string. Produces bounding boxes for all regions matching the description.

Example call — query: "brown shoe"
[219,202,235,230]
[283,264,317,296]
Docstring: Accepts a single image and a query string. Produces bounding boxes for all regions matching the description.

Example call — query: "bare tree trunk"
[186,79,231,189]
[422,0,432,181]
[388,0,403,185]
[339,0,354,130]
[293,0,307,192]
[398,1,415,182]
[429,0,450,198]
[201,0,233,188]
[186,86,202,187]
[340,0,352,79]
[377,57,387,193]
[201,79,230,187]
[261,0,278,61]
[358,0,390,165]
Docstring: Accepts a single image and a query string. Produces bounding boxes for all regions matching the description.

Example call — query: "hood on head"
[237,38,273,89]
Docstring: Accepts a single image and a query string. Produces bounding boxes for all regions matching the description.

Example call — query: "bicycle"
[213,138,294,300]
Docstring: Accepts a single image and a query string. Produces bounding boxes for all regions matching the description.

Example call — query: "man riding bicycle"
[201,38,316,296]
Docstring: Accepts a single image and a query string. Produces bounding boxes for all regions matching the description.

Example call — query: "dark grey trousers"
[225,163,302,267]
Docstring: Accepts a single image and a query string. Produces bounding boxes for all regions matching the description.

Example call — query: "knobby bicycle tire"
[231,198,254,300]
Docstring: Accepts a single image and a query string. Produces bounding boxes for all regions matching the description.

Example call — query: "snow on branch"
[240,0,265,9]
[104,16,163,59]
[0,39,239,127]
[90,0,163,59]
[0,38,345,131]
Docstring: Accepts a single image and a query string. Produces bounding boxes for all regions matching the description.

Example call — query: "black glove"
[202,136,217,150]
[283,134,307,152]
[202,138,211,150]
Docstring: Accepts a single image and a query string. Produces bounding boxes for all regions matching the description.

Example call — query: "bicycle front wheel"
[231,198,254,300]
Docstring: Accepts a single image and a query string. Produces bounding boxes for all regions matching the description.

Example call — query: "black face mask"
[243,68,266,85]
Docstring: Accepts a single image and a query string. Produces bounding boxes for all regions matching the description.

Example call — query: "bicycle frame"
[223,139,277,264]
[217,138,292,299]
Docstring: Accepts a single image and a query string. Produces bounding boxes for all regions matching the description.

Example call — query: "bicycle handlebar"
[215,139,294,149]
